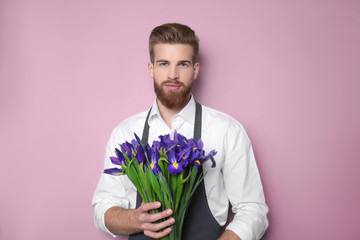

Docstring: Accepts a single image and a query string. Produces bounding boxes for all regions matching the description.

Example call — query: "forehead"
[153,44,194,62]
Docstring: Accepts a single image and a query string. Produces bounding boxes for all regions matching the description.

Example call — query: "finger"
[139,202,161,213]
[141,217,175,232]
[140,209,173,224]
[144,226,173,239]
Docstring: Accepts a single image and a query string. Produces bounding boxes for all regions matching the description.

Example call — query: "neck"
[156,97,190,128]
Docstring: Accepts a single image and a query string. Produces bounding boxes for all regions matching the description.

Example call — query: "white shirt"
[92,96,269,240]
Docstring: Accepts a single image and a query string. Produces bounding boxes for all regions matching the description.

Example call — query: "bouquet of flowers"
[104,131,217,240]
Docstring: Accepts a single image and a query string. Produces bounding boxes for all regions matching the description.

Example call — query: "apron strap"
[141,107,152,145]
[193,101,202,141]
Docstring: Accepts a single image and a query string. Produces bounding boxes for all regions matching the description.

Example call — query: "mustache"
[161,80,185,87]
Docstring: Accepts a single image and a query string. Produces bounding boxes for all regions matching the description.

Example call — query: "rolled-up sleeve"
[223,124,269,240]
[91,129,135,237]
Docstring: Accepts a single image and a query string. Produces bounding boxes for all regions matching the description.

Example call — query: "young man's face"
[148,43,199,110]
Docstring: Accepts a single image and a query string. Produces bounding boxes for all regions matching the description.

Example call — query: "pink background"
[1,0,359,239]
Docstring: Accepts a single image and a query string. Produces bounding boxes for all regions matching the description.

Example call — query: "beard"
[154,79,193,110]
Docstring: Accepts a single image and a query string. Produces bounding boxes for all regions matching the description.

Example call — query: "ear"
[148,62,154,78]
[193,62,200,80]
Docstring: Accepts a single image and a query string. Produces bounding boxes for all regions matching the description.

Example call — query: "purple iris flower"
[204,150,217,168]
[196,139,204,149]
[152,140,160,152]
[121,141,135,159]
[167,149,184,175]
[135,146,146,163]
[194,160,201,171]
[149,148,161,175]
[178,148,191,167]
[131,139,138,148]
[145,144,152,156]
[174,131,189,150]
[159,134,172,150]
[127,133,147,164]
[109,148,127,166]
[179,141,202,166]
[193,150,217,172]
[134,133,142,146]
[105,131,217,176]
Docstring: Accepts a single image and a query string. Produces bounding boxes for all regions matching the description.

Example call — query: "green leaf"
[158,173,173,208]
[158,157,168,175]
[146,167,162,199]
[174,173,184,213]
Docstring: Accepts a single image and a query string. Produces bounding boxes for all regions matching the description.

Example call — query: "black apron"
[129,102,221,240]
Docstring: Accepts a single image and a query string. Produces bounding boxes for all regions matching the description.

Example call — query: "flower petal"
[110,156,122,165]
[104,168,122,175]
[167,162,184,175]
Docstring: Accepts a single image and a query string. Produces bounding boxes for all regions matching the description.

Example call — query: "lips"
[162,81,184,90]
[165,83,181,90]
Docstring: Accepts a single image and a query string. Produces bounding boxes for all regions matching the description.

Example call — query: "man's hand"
[137,201,175,239]
[104,202,174,238]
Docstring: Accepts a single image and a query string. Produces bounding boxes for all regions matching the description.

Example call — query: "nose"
[168,66,179,81]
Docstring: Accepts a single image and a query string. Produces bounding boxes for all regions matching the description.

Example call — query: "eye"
[159,62,168,66]
[179,62,190,67]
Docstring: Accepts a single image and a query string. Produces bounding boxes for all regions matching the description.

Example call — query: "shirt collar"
[148,95,196,126]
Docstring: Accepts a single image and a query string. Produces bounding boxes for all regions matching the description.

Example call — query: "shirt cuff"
[226,222,252,240]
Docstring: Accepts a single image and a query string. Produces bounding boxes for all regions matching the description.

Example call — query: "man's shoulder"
[202,105,242,128]
[201,104,250,142]
[111,109,149,138]
[119,110,148,126]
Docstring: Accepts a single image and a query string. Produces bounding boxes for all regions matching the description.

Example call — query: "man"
[92,23,269,240]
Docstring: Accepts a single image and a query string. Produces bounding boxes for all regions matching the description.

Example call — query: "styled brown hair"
[149,23,199,64]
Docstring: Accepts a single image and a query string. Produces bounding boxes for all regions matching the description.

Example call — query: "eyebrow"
[155,60,193,64]
[178,60,192,65]
[156,60,169,63]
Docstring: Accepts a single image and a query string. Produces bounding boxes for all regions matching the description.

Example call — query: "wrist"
[104,206,143,235]
[218,230,241,240]
[132,208,142,232]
